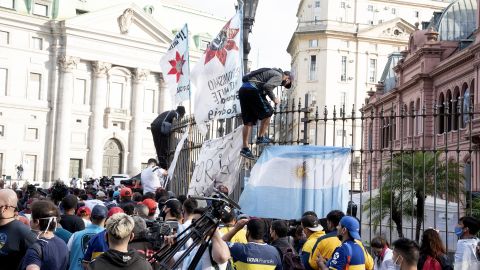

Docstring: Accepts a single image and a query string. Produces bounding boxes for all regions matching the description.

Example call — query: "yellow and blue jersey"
[219,226,248,244]
[300,230,325,270]
[327,239,365,270]
[310,231,342,268]
[228,242,282,270]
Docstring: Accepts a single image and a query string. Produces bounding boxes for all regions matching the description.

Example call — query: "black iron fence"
[167,94,480,252]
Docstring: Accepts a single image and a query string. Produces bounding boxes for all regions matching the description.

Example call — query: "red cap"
[77,206,91,216]
[120,187,132,197]
[142,199,157,214]
[107,207,124,218]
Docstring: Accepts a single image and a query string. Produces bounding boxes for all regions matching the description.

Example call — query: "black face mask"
[281,80,292,89]
[337,234,343,241]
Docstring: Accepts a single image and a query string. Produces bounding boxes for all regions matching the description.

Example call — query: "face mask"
[455,226,464,237]
[393,255,403,270]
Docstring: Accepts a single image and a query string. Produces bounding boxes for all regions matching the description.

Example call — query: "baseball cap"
[77,206,91,217]
[142,199,157,215]
[301,215,323,232]
[120,187,132,197]
[107,206,124,218]
[91,205,108,219]
[237,214,249,220]
[96,191,106,198]
[339,216,361,240]
[113,191,120,198]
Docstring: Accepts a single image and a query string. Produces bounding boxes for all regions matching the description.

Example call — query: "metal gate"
[167,93,479,252]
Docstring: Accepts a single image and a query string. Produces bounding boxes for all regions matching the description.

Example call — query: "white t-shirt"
[141,166,167,194]
[174,246,227,270]
[374,248,395,270]
[455,238,479,266]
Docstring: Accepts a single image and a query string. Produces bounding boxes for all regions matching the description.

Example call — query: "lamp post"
[241,0,259,73]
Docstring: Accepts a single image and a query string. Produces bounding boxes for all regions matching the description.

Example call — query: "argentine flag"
[239,146,350,220]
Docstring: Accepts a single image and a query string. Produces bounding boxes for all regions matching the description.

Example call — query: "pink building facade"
[362,0,479,197]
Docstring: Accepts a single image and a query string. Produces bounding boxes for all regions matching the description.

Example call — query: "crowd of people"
[0,157,479,270]
[0,181,479,270]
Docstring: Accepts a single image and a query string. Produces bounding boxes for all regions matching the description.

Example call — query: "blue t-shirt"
[228,242,283,270]
[83,230,108,262]
[68,224,105,270]
[327,239,365,270]
[20,236,69,270]
[55,227,72,244]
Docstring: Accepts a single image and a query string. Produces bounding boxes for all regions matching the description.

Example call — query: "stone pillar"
[87,61,111,178]
[128,68,149,175]
[53,56,79,181]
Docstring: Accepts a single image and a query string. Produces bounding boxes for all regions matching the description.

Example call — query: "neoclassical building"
[362,0,478,192]
[0,1,228,182]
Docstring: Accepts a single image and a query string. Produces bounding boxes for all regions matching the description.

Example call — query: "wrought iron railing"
[166,94,480,252]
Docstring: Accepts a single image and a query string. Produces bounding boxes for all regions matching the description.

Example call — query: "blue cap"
[340,216,361,240]
[113,191,120,198]
[91,205,108,219]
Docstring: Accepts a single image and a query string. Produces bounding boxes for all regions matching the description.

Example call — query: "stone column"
[53,56,79,181]
[128,68,149,175]
[87,61,111,178]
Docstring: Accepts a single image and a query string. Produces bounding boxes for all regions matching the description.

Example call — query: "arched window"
[453,87,460,131]
[409,101,415,136]
[438,93,445,134]
[368,122,373,150]
[415,99,421,135]
[446,90,452,132]
[402,104,408,138]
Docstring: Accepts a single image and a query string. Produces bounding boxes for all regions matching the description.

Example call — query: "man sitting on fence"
[238,68,293,160]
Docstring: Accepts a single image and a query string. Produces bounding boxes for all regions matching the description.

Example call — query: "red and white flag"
[191,8,243,134]
[160,24,190,105]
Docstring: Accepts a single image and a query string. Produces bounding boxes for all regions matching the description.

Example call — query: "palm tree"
[364,151,464,242]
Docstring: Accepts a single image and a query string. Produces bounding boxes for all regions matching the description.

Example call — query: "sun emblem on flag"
[294,161,308,179]
[167,51,186,82]
[204,20,239,66]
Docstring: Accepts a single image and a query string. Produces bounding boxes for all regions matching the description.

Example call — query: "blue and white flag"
[239,146,351,220]
[160,24,190,105]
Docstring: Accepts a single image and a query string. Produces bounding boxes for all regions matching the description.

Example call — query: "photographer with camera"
[172,208,231,270]
[161,198,182,234]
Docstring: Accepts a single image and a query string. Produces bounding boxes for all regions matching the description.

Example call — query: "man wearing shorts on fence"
[239,68,293,160]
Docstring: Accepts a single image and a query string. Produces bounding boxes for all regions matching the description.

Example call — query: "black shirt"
[60,214,85,233]
[0,220,37,269]
[88,249,152,270]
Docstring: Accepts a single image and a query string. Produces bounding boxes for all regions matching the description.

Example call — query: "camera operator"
[128,216,155,259]
[139,159,167,195]
[172,208,231,270]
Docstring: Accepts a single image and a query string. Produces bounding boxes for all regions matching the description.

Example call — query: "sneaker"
[240,148,256,160]
[256,136,273,144]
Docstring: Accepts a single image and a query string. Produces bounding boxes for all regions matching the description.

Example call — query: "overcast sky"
[176,0,299,70]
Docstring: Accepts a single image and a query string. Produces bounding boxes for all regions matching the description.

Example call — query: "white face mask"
[393,254,403,270]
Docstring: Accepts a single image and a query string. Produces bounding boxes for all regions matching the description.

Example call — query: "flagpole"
[186,24,194,189]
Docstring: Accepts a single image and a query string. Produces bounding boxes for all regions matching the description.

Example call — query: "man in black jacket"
[150,106,186,169]
[88,213,152,270]
[239,68,293,159]
[270,220,295,258]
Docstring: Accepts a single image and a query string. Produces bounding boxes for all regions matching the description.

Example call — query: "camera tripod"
[149,189,240,270]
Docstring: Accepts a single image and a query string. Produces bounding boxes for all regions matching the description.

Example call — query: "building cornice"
[430,49,474,77]
[370,0,451,10]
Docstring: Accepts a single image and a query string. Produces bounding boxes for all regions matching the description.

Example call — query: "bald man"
[0,189,36,269]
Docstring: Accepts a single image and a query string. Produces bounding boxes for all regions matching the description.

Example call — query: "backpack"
[282,248,305,270]
[160,111,177,135]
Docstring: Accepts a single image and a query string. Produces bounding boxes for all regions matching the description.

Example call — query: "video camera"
[144,219,173,250]
[99,176,113,188]
[150,188,241,269]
